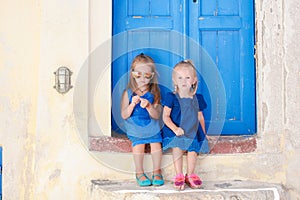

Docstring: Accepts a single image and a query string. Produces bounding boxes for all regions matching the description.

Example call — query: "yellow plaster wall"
[0,0,117,199]
[90,0,112,137]
[33,1,116,199]
[0,1,40,199]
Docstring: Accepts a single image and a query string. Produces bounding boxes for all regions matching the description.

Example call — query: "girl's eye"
[144,72,154,79]
[132,71,154,79]
[132,71,142,79]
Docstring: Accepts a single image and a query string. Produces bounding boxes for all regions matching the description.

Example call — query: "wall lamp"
[53,66,73,94]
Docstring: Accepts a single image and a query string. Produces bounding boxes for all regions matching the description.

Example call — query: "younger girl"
[121,53,164,187]
[162,60,209,190]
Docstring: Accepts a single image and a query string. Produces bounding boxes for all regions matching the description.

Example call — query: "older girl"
[121,53,164,187]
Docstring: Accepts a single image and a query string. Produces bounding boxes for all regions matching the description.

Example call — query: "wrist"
[173,126,179,133]
[145,102,151,109]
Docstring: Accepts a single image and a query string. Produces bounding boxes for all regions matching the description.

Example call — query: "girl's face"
[132,63,154,87]
[173,66,196,93]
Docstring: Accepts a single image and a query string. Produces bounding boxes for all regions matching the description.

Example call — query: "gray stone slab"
[90,179,287,200]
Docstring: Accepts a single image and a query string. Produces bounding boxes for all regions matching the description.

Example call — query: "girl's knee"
[187,151,198,157]
[150,142,162,152]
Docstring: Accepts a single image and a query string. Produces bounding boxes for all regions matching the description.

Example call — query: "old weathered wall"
[0,0,299,199]
[0,1,115,199]
[0,1,40,199]
[282,1,300,199]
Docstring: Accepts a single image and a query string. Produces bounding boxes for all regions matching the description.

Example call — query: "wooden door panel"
[112,0,256,135]
[191,0,256,134]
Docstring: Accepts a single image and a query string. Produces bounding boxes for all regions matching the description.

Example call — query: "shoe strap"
[136,173,149,180]
[152,174,163,179]
[174,173,185,181]
[186,174,200,180]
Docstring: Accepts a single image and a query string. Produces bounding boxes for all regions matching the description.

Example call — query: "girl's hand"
[205,134,211,140]
[131,95,140,106]
[140,98,150,108]
[174,127,184,136]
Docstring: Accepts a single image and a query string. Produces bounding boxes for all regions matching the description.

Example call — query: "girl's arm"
[145,102,162,120]
[198,111,206,135]
[121,90,139,119]
[140,98,162,120]
[163,106,184,136]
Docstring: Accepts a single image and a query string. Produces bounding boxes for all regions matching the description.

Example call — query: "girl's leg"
[150,142,164,185]
[133,144,146,180]
[186,151,197,175]
[186,151,202,189]
[172,147,185,190]
[172,147,184,174]
[150,142,163,180]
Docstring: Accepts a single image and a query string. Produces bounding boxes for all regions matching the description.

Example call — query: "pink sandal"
[185,174,202,189]
[173,173,185,190]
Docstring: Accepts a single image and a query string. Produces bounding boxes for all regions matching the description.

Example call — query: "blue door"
[112,0,256,135]
[112,0,184,134]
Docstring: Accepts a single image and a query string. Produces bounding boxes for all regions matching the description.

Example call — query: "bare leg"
[187,151,198,175]
[133,144,146,180]
[150,142,162,179]
[172,147,184,174]
[186,151,201,189]
[172,147,185,190]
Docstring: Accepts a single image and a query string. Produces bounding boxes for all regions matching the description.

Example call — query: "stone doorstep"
[89,136,257,154]
[90,180,286,200]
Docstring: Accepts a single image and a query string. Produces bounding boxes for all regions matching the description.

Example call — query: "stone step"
[89,179,286,200]
[89,135,257,154]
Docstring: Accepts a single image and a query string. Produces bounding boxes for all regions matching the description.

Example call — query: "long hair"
[172,59,198,95]
[127,53,161,104]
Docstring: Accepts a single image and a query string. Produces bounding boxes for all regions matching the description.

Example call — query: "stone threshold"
[89,179,286,200]
[89,135,257,154]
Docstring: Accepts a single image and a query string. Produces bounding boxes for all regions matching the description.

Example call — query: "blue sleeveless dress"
[162,92,209,153]
[125,89,162,146]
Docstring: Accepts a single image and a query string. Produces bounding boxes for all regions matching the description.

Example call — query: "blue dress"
[162,92,209,153]
[125,89,162,147]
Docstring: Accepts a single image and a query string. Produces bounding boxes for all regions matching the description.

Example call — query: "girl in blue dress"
[121,53,164,187]
[162,60,209,190]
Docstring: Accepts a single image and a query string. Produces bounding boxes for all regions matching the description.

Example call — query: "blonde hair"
[172,59,198,95]
[127,53,161,104]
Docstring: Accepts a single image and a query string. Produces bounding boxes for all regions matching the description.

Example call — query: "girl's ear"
[174,84,178,91]
[192,80,198,88]
[191,83,196,89]
[172,77,176,85]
